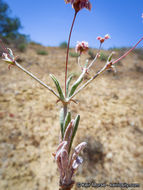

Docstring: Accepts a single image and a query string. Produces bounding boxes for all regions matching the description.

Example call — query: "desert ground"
[0,44,143,190]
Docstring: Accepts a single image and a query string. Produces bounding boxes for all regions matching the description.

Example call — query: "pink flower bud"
[97,34,111,44]
[96,36,102,41]
[104,34,110,40]
[96,36,104,43]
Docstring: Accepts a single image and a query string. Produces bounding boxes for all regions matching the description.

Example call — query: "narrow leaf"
[50,74,65,100]
[54,141,67,157]
[60,108,64,139]
[63,111,71,133]
[70,142,87,168]
[61,149,69,170]
[63,120,74,142]
[66,74,73,95]
[69,115,80,153]
[68,73,84,97]
[7,48,14,59]
[108,52,114,62]
[72,156,83,170]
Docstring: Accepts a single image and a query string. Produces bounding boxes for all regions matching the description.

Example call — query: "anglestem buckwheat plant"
[0,1,143,190]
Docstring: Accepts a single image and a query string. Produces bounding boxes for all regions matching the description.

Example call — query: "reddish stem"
[65,12,77,97]
[112,37,143,65]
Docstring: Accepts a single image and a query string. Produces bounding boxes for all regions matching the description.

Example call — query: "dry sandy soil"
[0,44,143,190]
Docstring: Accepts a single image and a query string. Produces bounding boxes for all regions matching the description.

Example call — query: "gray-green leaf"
[63,111,71,133]
[108,52,114,62]
[69,115,80,153]
[60,108,64,139]
[68,72,84,97]
[50,74,65,100]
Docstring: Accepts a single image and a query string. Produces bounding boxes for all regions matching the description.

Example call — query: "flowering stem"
[65,12,77,97]
[69,37,143,100]
[112,37,143,64]
[15,61,60,99]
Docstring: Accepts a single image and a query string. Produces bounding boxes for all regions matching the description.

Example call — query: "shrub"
[59,41,68,49]
[133,48,143,60]
[99,52,108,61]
[0,0,28,50]
[69,52,79,58]
[30,41,41,46]
[37,49,48,55]
[17,43,27,52]
[88,49,95,60]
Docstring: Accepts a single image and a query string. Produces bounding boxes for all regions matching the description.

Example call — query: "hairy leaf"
[60,108,64,139]
[50,74,65,100]
[63,111,71,133]
[108,52,114,62]
[68,73,84,97]
[69,115,80,153]
[63,120,74,142]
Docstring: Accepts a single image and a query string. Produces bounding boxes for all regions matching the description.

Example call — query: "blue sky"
[5,0,143,49]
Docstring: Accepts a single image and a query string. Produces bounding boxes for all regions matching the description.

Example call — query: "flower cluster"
[75,41,89,54]
[97,34,111,44]
[65,0,91,12]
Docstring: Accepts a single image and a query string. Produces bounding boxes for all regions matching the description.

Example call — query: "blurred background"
[0,0,143,190]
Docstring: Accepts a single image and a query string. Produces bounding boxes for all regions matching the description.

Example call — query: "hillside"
[0,44,143,190]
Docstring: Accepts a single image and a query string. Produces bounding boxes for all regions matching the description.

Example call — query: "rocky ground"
[0,44,143,190]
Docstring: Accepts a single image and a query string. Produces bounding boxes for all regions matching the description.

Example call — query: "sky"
[5,0,143,49]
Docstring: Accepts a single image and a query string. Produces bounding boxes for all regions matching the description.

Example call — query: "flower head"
[65,0,91,13]
[104,34,110,40]
[96,34,111,44]
[75,41,89,54]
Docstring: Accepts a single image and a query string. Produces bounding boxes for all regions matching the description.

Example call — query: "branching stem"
[69,65,105,100]
[112,37,143,64]
[15,61,60,99]
[69,37,143,100]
